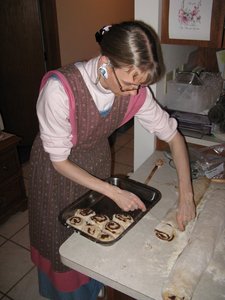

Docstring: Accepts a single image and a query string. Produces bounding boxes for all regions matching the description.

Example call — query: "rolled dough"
[154,177,210,241]
[162,188,225,300]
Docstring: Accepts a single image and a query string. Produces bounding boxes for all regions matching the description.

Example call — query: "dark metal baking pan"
[59,176,161,245]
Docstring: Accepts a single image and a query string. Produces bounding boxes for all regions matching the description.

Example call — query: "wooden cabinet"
[161,0,225,48]
[99,287,135,300]
[0,133,27,224]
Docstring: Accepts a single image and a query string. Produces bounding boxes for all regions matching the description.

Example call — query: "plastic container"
[166,80,215,113]
[166,72,223,114]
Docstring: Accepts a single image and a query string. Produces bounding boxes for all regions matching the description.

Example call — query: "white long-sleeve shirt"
[37,56,177,161]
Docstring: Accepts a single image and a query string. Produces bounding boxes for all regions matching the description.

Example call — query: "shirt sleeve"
[36,77,73,161]
[135,88,178,142]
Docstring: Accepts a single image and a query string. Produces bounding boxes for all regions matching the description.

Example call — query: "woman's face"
[99,59,149,96]
[110,67,149,95]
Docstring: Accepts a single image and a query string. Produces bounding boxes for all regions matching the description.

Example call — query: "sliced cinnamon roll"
[112,214,134,229]
[104,221,125,238]
[74,208,96,221]
[81,223,101,238]
[89,214,110,229]
[97,232,115,242]
[66,216,85,230]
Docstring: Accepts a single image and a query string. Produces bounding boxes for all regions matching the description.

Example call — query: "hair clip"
[95,25,112,43]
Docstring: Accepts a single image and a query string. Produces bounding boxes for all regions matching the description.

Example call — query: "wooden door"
[106,287,136,300]
[0,0,60,148]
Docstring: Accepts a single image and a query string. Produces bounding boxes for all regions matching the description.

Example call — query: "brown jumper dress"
[28,64,131,274]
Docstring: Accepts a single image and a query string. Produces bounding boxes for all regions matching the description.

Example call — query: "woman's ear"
[99,64,108,79]
[99,55,110,65]
[98,56,110,79]
[99,55,108,64]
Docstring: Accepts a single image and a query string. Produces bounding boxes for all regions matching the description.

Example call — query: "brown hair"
[95,20,165,85]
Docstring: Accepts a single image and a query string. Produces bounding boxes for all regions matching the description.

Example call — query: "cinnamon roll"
[89,214,110,229]
[104,221,125,238]
[74,208,96,221]
[82,223,101,238]
[97,232,115,242]
[66,216,85,230]
[112,214,134,229]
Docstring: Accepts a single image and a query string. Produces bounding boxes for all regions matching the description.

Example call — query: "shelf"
[156,134,224,152]
[185,134,224,147]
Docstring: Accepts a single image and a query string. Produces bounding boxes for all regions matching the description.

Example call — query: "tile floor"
[0,126,134,300]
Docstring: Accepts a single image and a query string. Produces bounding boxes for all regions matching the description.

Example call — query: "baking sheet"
[59,176,161,245]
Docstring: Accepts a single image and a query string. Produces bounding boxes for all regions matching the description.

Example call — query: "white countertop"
[59,151,225,300]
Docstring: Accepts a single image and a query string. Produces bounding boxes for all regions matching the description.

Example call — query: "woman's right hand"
[52,160,146,212]
[109,185,146,212]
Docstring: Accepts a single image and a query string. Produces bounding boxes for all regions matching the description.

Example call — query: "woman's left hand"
[176,193,196,231]
[168,132,196,231]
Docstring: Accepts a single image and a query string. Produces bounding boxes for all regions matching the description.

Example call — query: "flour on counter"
[206,230,225,284]
[136,194,209,279]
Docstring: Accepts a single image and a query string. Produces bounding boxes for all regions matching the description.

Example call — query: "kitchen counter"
[59,151,225,300]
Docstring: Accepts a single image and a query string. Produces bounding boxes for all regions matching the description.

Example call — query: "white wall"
[134,0,160,171]
[134,0,197,171]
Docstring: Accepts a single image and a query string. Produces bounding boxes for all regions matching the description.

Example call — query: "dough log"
[154,177,210,241]
[162,188,225,300]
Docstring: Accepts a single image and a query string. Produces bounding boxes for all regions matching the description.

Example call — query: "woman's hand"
[52,160,146,212]
[176,192,196,231]
[168,131,196,231]
[110,186,146,212]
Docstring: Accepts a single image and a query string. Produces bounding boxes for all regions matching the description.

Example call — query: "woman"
[28,20,195,300]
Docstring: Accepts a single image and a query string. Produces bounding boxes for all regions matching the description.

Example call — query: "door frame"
[39,0,61,70]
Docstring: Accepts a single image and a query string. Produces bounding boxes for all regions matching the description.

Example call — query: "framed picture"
[161,0,225,48]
